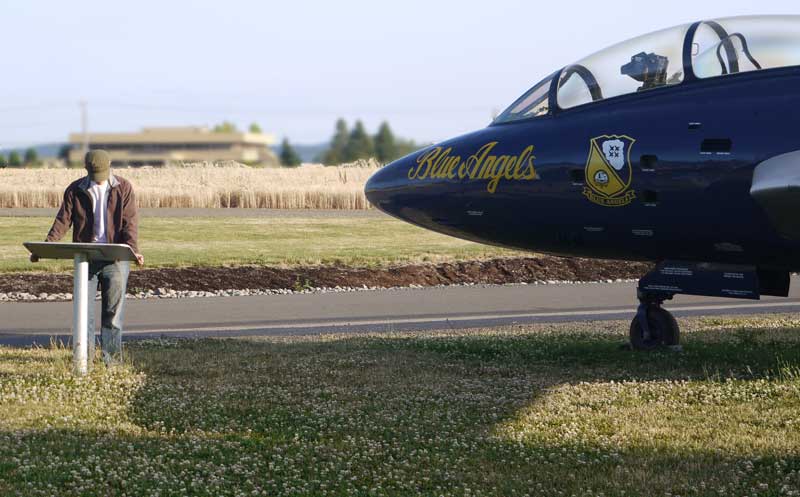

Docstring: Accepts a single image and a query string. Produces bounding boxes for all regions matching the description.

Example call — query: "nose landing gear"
[629,296,680,351]
[628,261,788,352]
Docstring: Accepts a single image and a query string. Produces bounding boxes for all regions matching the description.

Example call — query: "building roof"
[68,126,276,146]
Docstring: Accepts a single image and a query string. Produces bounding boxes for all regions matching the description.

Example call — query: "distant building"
[67,126,279,167]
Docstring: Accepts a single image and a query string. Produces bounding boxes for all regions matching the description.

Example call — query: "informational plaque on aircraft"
[24,242,137,262]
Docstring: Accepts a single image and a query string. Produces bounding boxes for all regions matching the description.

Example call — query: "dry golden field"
[0,162,379,209]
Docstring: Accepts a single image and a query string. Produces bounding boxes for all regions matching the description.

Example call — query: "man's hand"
[30,254,39,263]
[135,253,144,266]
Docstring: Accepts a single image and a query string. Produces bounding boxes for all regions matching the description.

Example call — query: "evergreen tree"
[8,151,22,167]
[58,144,71,161]
[323,118,349,165]
[24,148,39,166]
[249,122,262,134]
[0,154,6,168]
[343,120,374,162]
[280,138,302,167]
[374,121,398,163]
[396,138,422,158]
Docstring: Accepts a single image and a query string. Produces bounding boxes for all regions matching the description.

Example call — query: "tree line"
[279,119,422,167]
[213,121,263,134]
[0,148,39,168]
[213,119,422,167]
[320,119,419,166]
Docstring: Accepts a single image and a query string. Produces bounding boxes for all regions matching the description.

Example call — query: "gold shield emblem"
[583,135,636,207]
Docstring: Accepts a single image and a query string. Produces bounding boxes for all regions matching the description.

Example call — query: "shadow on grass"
[363,322,800,381]
[121,321,800,495]
[2,319,799,496]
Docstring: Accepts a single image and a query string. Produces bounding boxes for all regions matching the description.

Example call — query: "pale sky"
[0,0,795,147]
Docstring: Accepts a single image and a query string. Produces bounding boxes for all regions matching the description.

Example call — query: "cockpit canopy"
[494,15,800,124]
[692,16,800,78]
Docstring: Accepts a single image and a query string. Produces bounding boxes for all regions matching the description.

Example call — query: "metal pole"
[80,100,89,156]
[73,253,89,375]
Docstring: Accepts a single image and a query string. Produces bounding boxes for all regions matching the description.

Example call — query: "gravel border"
[0,278,638,303]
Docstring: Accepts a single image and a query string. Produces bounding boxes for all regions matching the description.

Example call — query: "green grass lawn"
[0,216,519,273]
[1,315,799,496]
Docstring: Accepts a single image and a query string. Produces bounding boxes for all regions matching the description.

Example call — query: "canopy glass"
[494,16,800,123]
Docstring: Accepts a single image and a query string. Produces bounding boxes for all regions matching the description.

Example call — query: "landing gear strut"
[628,260,790,352]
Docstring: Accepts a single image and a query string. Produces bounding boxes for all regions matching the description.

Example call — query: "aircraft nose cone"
[364,156,413,215]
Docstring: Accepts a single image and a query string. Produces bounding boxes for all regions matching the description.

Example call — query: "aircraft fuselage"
[366,67,800,271]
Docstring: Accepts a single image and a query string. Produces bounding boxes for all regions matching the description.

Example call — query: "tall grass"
[0,162,380,209]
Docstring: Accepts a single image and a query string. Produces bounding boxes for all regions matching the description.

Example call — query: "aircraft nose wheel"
[629,304,680,351]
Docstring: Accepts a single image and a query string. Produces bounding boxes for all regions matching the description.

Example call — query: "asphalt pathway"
[2,278,800,346]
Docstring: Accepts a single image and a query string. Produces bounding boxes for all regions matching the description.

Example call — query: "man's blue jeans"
[87,260,130,365]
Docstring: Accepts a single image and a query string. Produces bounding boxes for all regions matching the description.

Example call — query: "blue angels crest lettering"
[583,135,637,207]
[407,142,538,194]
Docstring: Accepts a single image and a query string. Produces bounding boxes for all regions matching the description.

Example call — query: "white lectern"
[23,242,137,375]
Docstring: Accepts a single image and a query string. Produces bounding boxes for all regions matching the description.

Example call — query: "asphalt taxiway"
[2,278,800,346]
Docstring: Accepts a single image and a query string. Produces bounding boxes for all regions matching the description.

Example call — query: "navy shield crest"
[583,135,636,207]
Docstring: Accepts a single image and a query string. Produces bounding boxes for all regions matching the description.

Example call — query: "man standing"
[32,150,144,365]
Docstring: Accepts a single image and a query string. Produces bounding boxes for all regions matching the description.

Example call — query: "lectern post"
[24,242,137,376]
[73,253,90,375]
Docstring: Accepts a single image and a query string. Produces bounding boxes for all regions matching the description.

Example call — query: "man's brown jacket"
[46,174,139,253]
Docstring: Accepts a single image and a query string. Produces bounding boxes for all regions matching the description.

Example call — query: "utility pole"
[80,100,88,156]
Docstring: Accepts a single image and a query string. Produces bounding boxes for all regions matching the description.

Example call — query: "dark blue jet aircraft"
[365,15,800,350]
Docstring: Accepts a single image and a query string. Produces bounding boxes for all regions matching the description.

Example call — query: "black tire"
[661,310,680,346]
[629,307,680,351]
